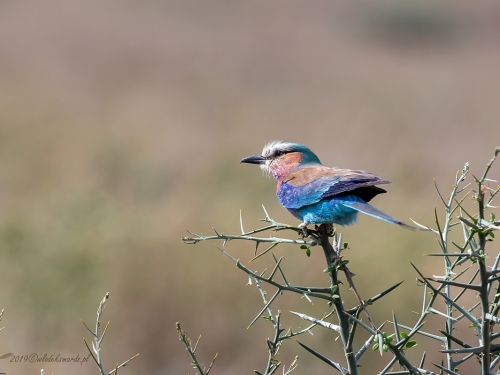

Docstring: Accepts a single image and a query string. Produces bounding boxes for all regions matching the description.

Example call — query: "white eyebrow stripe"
[262,140,295,158]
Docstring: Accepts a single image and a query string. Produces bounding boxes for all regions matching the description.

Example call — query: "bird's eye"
[275,150,284,157]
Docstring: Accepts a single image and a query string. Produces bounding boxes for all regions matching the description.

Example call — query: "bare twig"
[83,293,139,375]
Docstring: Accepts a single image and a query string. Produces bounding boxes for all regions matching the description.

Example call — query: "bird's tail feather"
[341,201,416,231]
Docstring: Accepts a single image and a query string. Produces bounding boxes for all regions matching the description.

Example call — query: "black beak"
[240,154,266,165]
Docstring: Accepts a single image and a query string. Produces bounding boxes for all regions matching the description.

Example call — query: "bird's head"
[240,141,322,180]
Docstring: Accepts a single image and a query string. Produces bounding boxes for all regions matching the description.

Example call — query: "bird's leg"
[298,222,309,238]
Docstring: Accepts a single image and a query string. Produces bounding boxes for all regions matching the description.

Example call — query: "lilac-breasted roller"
[241,141,414,233]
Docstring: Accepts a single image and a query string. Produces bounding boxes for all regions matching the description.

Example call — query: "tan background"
[0,1,499,374]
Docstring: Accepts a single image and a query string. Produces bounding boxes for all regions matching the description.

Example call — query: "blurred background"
[0,1,499,374]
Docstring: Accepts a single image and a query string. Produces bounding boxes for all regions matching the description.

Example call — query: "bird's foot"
[298,223,309,238]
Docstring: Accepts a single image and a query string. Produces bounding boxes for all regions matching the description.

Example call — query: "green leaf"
[383,344,389,352]
[306,248,311,257]
[323,267,335,273]
[405,341,417,349]
[372,343,379,351]
[335,260,350,271]
[400,332,407,339]
[300,245,307,249]
[374,335,379,343]
[343,242,348,249]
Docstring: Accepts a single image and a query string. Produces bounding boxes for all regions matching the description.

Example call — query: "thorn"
[262,205,271,220]
[240,210,245,234]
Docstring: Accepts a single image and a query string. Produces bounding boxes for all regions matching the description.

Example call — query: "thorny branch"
[183,207,406,374]
[176,323,218,375]
[82,293,139,375]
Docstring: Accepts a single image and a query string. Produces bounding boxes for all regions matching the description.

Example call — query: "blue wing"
[277,166,390,209]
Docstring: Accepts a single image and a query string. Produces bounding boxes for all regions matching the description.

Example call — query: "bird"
[240,141,414,234]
